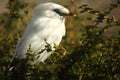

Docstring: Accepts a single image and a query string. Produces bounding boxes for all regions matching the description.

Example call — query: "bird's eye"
[53,9,60,14]
[53,8,67,16]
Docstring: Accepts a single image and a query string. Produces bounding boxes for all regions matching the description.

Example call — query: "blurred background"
[0,0,119,37]
[0,0,120,80]
[0,0,120,63]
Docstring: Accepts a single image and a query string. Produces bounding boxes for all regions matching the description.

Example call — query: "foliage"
[0,0,120,80]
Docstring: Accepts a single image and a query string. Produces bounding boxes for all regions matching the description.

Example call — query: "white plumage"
[12,2,74,64]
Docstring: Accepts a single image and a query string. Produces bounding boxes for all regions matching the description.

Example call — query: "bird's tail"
[4,57,14,80]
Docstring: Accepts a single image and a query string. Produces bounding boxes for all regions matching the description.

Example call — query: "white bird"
[9,2,75,68]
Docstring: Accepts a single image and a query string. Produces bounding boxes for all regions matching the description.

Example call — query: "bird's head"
[33,2,75,19]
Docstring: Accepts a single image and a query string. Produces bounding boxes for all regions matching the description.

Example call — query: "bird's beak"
[68,12,76,16]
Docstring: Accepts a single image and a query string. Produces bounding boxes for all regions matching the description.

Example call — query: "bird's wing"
[8,16,65,70]
[15,16,65,58]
